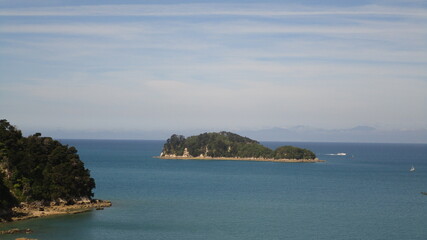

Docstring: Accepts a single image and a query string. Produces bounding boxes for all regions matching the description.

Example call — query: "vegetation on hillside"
[161,132,316,160]
[0,175,18,211]
[274,145,316,160]
[0,119,95,216]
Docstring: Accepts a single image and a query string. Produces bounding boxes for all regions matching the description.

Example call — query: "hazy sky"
[1,0,426,134]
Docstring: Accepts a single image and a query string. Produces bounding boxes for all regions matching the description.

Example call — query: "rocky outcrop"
[182,148,191,157]
[5,199,112,222]
[0,228,32,234]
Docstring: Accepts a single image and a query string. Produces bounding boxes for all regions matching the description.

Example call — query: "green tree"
[161,132,316,160]
[274,146,316,159]
[0,119,96,203]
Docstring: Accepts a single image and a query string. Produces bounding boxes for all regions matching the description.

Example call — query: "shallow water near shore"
[1,140,426,240]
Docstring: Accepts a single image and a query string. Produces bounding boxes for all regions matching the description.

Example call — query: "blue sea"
[1,140,426,240]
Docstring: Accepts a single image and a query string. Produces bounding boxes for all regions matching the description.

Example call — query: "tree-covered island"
[159,132,323,163]
[0,119,111,223]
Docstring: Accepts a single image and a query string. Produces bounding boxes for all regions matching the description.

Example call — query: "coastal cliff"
[0,119,110,222]
[158,132,322,163]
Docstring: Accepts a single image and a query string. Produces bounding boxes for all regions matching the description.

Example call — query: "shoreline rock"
[155,156,325,163]
[1,199,112,223]
[0,228,32,234]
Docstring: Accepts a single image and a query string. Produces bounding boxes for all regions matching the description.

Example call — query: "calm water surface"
[1,140,426,240]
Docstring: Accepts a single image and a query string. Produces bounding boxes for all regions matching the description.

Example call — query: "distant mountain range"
[25,126,427,143]
[236,126,427,143]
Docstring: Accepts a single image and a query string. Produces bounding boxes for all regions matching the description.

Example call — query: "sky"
[1,0,427,141]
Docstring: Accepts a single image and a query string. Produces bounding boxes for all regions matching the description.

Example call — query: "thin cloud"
[0,4,426,18]
[1,1,426,134]
[0,23,161,37]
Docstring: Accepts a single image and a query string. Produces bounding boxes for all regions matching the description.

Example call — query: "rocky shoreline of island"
[1,199,112,223]
[155,156,324,163]
[159,132,322,163]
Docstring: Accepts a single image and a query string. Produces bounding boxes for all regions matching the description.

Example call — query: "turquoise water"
[1,140,426,240]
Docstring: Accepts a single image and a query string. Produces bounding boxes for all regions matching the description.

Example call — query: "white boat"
[410,165,415,172]
[336,153,347,156]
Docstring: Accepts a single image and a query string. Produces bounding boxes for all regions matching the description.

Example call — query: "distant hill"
[160,131,316,160]
[237,126,427,143]
[31,126,427,143]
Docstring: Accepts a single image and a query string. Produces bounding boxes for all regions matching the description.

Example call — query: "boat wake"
[325,153,347,156]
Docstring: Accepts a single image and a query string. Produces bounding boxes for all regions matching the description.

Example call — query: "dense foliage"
[0,119,95,206]
[274,146,316,160]
[163,134,186,156]
[0,174,18,211]
[162,132,316,160]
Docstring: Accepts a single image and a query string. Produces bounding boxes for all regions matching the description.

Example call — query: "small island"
[0,119,111,223]
[157,132,324,163]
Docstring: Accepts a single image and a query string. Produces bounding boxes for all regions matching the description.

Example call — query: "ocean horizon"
[1,140,426,240]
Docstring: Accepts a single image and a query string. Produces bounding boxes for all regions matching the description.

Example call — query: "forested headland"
[159,132,320,162]
[0,119,109,222]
